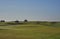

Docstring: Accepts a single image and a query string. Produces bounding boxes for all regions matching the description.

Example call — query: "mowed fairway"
[0,25,60,39]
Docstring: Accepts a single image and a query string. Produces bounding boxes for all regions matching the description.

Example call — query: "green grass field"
[0,24,60,39]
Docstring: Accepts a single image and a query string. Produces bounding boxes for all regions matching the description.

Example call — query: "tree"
[51,22,56,24]
[24,19,28,22]
[15,20,19,23]
[0,20,5,22]
[36,21,40,24]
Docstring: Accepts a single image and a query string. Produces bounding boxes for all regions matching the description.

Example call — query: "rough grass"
[0,25,60,39]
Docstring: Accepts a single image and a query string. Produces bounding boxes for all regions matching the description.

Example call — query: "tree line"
[0,19,28,23]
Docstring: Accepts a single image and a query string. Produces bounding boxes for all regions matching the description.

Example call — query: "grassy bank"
[0,24,60,39]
